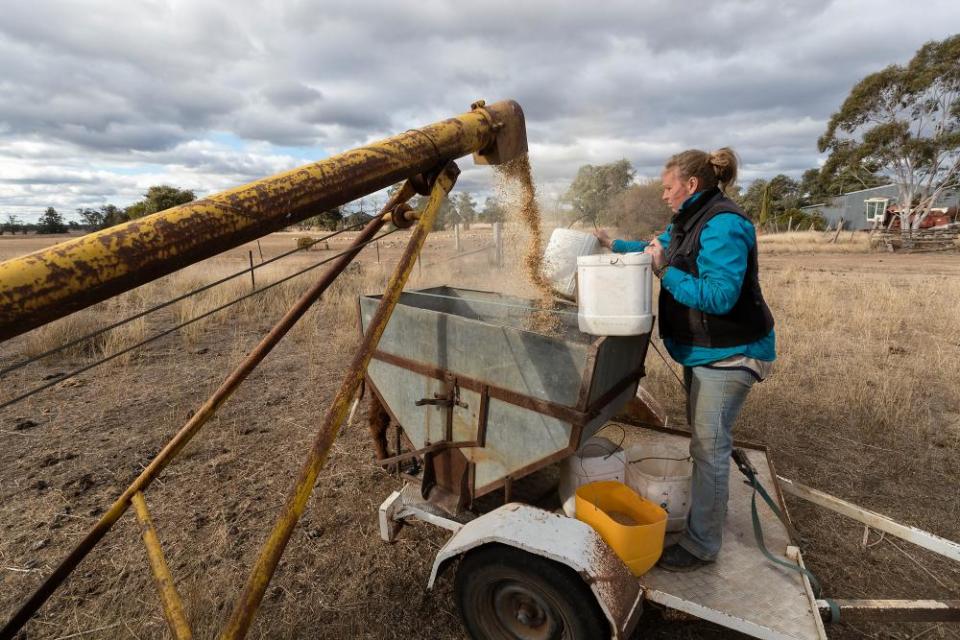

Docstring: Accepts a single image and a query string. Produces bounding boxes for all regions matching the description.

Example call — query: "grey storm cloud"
[0,0,958,216]
[263,82,324,108]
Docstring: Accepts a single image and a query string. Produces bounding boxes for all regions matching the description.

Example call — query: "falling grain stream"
[495,155,563,334]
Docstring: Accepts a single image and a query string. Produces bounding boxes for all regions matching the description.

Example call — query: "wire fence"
[421,222,504,268]
[0,221,369,380]
[0,226,399,411]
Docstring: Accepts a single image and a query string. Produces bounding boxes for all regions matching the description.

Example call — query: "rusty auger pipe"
[0,99,526,341]
[0,185,418,640]
[219,162,461,640]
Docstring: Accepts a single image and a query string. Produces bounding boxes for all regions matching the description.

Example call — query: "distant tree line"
[558,155,890,235]
[3,182,513,238]
[405,189,507,230]
[1,208,83,235]
[737,167,884,232]
[76,185,196,231]
[0,185,198,236]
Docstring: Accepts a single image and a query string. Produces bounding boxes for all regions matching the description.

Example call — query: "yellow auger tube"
[0,100,526,341]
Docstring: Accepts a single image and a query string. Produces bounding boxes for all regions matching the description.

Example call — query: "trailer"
[363,287,960,639]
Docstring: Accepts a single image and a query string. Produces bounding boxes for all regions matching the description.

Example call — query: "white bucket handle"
[576,426,627,477]
[627,454,693,464]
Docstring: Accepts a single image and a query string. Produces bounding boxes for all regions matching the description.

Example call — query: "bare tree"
[604,179,672,239]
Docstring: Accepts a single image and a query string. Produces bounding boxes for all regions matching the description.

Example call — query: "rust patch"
[584,536,642,633]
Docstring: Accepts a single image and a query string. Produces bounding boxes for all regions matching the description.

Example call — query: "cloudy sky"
[1,0,958,222]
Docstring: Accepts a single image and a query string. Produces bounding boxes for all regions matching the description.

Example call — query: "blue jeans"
[679,366,756,561]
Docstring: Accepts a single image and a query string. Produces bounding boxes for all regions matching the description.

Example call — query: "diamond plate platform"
[620,427,827,640]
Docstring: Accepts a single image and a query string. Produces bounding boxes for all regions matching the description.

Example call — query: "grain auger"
[0,99,528,640]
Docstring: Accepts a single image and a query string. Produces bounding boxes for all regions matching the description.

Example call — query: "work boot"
[657,544,712,572]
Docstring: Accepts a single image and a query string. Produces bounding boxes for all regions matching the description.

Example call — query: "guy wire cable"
[0,228,400,411]
[0,220,368,379]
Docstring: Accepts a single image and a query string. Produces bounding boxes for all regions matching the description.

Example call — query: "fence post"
[455,223,462,253]
[493,222,503,268]
[248,251,256,291]
[376,241,380,263]
[831,218,844,244]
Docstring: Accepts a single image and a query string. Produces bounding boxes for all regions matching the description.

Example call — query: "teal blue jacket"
[611,193,776,367]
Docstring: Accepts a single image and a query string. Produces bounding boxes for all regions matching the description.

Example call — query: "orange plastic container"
[575,480,668,576]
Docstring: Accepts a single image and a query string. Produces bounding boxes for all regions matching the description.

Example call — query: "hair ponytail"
[709,147,738,191]
[665,147,739,192]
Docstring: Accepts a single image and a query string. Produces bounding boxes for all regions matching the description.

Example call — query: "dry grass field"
[757,229,871,254]
[0,227,958,639]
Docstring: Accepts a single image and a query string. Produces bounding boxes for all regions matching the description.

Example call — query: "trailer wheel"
[454,544,607,640]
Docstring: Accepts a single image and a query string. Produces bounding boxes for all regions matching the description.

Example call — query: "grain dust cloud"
[495,155,562,334]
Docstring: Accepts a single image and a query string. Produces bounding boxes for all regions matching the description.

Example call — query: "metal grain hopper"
[360,286,651,513]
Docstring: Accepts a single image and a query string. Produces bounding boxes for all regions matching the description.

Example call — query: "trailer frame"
[379,422,960,638]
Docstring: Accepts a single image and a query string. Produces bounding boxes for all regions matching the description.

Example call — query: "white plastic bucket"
[625,445,692,533]
[577,252,653,336]
[558,436,626,517]
[542,229,601,298]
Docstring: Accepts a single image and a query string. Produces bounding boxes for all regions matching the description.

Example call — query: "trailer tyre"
[455,543,608,640]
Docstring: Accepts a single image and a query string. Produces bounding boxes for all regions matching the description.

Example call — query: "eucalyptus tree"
[818,34,959,231]
[564,159,635,225]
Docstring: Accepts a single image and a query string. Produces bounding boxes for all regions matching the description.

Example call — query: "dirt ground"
[0,229,958,639]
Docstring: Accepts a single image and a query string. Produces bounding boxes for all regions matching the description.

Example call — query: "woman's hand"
[594,229,612,249]
[645,238,666,270]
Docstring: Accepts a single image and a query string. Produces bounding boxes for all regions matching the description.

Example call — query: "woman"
[595,148,775,572]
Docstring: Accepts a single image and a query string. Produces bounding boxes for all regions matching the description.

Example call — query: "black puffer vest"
[659,188,774,348]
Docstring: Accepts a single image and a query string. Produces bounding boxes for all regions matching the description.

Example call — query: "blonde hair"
[665,147,738,192]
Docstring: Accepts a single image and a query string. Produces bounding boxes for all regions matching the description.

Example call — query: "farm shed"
[802,184,959,230]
